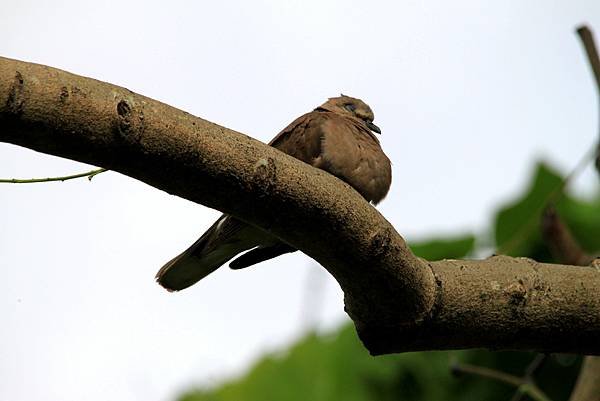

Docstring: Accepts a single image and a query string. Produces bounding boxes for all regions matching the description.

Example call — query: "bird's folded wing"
[269,111,327,165]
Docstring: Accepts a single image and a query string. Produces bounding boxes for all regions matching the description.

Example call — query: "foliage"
[180,325,580,401]
[408,235,475,261]
[495,162,600,258]
[180,161,595,401]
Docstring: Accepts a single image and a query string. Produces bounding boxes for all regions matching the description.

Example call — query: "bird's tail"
[156,216,255,291]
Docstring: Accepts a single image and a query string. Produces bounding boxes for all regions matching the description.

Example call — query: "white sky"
[1,1,599,400]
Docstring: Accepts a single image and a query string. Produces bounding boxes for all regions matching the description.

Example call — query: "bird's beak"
[366,121,382,134]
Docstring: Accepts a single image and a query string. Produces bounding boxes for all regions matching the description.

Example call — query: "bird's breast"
[319,120,392,204]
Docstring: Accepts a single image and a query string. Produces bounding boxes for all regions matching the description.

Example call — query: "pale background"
[1,1,599,400]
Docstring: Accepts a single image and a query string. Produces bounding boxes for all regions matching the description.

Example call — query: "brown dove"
[156,95,392,291]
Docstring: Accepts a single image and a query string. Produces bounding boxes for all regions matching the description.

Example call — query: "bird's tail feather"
[229,243,296,270]
[156,216,254,291]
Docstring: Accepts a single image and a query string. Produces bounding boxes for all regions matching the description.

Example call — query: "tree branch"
[577,26,600,96]
[2,56,600,355]
[542,206,593,266]
[576,25,600,177]
[451,361,551,401]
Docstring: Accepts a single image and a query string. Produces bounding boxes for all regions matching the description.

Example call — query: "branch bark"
[2,56,600,355]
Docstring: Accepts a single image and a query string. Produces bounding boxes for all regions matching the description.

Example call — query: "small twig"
[510,354,550,401]
[86,168,107,181]
[576,25,600,177]
[0,168,107,184]
[577,26,600,93]
[451,361,552,401]
[452,361,523,386]
[524,354,549,379]
[541,206,593,266]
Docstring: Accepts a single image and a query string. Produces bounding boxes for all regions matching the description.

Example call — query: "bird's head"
[318,95,381,134]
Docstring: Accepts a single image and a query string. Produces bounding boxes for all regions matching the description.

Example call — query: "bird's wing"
[269,111,328,164]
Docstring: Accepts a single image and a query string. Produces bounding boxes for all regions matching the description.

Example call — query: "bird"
[156,95,392,291]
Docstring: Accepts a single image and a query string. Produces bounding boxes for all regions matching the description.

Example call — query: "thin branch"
[576,25,600,178]
[510,354,550,401]
[524,354,549,379]
[452,361,523,387]
[541,206,593,266]
[577,26,600,94]
[0,168,107,183]
[451,362,552,401]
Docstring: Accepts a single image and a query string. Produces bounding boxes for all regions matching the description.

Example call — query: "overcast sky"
[1,1,600,400]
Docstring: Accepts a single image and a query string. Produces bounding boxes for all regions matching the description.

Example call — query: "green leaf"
[557,194,600,253]
[179,323,580,401]
[494,162,564,256]
[409,235,475,260]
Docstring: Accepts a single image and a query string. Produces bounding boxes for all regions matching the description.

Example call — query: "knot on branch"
[6,71,24,115]
[115,98,144,143]
[369,227,394,257]
[59,86,69,103]
[504,280,527,307]
[252,157,277,194]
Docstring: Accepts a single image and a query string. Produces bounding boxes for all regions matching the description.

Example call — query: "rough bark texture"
[2,56,600,355]
[364,256,600,354]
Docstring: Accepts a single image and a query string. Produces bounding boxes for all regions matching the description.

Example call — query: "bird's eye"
[344,103,356,113]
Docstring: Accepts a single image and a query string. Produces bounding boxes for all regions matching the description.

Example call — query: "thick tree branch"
[2,56,600,355]
[367,256,600,354]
